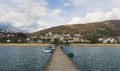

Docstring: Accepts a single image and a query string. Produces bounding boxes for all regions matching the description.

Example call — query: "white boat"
[42,47,54,53]
[42,49,53,53]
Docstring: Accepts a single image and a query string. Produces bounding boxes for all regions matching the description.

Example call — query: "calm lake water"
[63,46,120,71]
[0,46,51,71]
[1,46,120,71]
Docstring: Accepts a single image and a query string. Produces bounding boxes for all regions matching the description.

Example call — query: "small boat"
[42,47,54,53]
[48,46,55,50]
[42,49,53,53]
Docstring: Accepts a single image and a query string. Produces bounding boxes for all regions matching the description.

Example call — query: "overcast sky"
[0,0,120,32]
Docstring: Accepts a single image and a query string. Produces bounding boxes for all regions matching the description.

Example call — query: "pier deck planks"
[42,46,80,71]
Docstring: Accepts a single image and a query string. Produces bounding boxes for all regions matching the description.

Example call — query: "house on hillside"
[38,40,43,43]
[74,33,81,38]
[29,35,37,39]
[26,37,31,43]
[73,37,80,42]
[7,39,11,43]
[111,36,120,43]
[80,38,90,43]
[27,34,38,43]
[99,37,111,43]
[68,38,74,43]
[98,36,120,43]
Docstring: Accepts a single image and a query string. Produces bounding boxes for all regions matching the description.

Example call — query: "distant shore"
[70,43,120,46]
[0,43,53,46]
[0,43,120,46]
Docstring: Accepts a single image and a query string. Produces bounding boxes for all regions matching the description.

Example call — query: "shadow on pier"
[42,46,80,71]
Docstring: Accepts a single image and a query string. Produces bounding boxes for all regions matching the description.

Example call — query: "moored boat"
[42,49,53,53]
[42,46,55,53]
[48,46,55,50]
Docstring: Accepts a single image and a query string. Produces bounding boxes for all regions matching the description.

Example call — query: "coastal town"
[0,29,120,44]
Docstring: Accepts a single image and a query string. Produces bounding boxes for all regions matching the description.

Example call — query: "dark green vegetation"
[52,38,69,46]
[0,32,27,43]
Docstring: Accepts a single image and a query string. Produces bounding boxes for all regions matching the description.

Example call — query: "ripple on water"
[0,46,52,71]
[63,46,120,71]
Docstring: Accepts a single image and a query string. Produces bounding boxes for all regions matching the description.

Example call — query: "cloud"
[49,9,62,16]
[26,21,49,32]
[0,0,120,32]
[69,0,87,6]
[68,17,82,24]
[0,0,49,32]
[64,3,71,7]
[68,8,120,24]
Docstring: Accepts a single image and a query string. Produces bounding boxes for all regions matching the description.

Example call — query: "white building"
[7,40,11,43]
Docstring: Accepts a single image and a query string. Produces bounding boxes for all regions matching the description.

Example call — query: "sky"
[0,0,120,32]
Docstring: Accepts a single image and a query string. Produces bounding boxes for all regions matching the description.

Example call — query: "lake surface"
[0,46,51,71]
[63,46,120,71]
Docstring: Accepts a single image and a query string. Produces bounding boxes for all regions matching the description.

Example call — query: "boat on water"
[42,47,55,53]
[49,46,55,50]
[42,49,53,53]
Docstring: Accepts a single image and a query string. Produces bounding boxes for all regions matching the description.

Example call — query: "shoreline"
[0,43,120,46]
[70,43,120,46]
[0,43,53,46]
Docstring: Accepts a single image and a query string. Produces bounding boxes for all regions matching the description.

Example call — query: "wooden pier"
[42,46,80,71]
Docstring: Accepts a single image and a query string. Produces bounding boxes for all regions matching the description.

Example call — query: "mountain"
[33,20,120,36]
